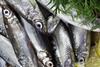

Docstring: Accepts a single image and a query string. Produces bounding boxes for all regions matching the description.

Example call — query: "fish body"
[0,34,21,67]
[2,4,35,67]
[52,22,75,67]
[71,26,91,66]
[20,17,53,67]
[4,0,46,33]
[47,16,60,33]
[0,57,7,67]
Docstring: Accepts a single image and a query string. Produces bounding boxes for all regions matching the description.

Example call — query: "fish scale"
[71,25,91,67]
[53,22,75,67]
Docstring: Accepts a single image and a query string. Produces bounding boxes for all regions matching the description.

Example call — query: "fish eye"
[79,57,84,64]
[46,61,53,67]
[35,20,43,29]
[3,9,10,16]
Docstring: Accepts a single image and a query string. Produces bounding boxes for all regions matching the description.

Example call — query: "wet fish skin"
[36,1,60,33]
[2,4,36,67]
[0,34,22,67]
[20,17,53,67]
[72,26,91,66]
[0,6,7,37]
[52,22,75,67]
[47,16,60,33]
[4,0,46,33]
[0,57,7,67]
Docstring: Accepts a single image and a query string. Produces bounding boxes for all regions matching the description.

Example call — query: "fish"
[20,16,54,67]
[0,34,22,67]
[52,22,75,67]
[2,3,37,67]
[4,0,46,33]
[71,25,91,67]
[0,57,7,67]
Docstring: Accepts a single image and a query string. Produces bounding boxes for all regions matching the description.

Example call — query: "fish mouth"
[45,61,54,67]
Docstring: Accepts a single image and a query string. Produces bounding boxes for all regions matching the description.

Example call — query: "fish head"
[77,45,89,66]
[26,7,47,33]
[76,55,86,67]
[76,31,90,66]
[26,1,47,33]
[77,55,85,65]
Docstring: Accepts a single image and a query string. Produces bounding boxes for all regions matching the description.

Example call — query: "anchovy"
[0,57,7,67]
[20,16,54,67]
[0,34,21,67]
[2,4,36,67]
[71,26,91,66]
[4,0,46,33]
[52,22,75,67]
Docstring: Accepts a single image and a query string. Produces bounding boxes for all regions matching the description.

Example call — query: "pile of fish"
[0,0,95,67]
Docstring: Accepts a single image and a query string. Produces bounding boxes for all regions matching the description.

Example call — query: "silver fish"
[0,34,21,67]
[71,26,91,66]
[0,57,7,67]
[4,0,46,33]
[20,16,54,67]
[52,22,75,67]
[2,4,36,67]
